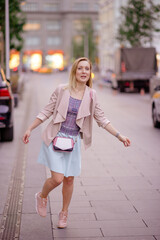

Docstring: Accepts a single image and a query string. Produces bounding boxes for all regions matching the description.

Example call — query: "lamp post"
[5,0,10,79]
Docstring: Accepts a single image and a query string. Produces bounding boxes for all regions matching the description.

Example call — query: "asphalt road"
[0,72,160,240]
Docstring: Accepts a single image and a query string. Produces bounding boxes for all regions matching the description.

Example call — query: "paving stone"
[53,238,105,240]
[95,209,139,220]
[147,176,160,189]
[86,190,127,201]
[51,194,88,202]
[50,200,91,211]
[99,219,146,228]
[131,200,160,212]
[53,238,156,240]
[53,228,102,238]
[82,184,119,191]
[114,177,152,190]
[63,207,95,214]
[101,226,160,237]
[81,177,115,186]
[91,200,136,212]
[19,213,53,240]
[139,211,160,219]
[144,219,160,228]
[24,165,45,188]
[54,238,105,240]
[103,237,155,240]
[123,189,160,200]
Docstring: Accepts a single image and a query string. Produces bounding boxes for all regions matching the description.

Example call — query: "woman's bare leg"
[41,171,64,198]
[62,176,74,212]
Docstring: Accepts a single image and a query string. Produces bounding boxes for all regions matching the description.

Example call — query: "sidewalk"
[1,74,160,240]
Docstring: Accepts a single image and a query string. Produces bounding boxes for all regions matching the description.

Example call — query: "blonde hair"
[69,57,92,89]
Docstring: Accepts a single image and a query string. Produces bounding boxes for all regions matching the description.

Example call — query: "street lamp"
[5,0,10,79]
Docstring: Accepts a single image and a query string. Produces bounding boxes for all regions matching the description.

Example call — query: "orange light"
[9,50,20,69]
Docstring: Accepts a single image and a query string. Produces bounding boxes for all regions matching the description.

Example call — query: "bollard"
[140,88,145,95]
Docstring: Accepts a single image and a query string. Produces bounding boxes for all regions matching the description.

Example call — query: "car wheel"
[1,126,14,141]
[152,106,160,128]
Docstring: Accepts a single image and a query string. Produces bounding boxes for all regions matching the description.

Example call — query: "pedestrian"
[23,57,131,228]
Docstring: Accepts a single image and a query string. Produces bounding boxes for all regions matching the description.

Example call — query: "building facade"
[21,0,99,70]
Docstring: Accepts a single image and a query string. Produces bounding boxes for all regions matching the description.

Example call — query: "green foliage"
[0,0,26,50]
[72,19,97,63]
[117,0,160,47]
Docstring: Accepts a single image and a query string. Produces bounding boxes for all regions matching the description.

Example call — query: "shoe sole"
[35,193,46,217]
[57,225,67,229]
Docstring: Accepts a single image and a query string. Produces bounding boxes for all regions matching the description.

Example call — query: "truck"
[115,47,157,92]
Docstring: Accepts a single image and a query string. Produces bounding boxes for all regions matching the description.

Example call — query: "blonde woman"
[23,57,130,228]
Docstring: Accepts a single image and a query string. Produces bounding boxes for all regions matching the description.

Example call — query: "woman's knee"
[64,176,74,186]
[50,171,64,186]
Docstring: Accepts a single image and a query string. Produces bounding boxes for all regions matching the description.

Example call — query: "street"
[0,72,160,240]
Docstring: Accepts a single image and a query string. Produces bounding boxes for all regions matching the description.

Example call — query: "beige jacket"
[37,84,110,149]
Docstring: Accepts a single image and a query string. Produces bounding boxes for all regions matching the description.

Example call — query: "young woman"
[23,57,130,228]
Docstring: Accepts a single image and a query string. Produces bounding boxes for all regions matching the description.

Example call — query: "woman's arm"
[105,123,131,147]
[23,118,42,144]
[23,85,62,144]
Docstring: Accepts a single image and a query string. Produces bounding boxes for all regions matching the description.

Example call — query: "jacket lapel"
[76,86,91,128]
[53,88,70,123]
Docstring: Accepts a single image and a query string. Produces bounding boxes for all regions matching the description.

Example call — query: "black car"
[0,68,14,141]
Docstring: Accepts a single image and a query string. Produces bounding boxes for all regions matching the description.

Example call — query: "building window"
[73,2,89,11]
[46,21,61,31]
[73,19,90,31]
[73,20,83,31]
[47,37,61,46]
[23,21,41,31]
[93,3,99,11]
[21,3,38,11]
[43,3,59,11]
[25,37,40,46]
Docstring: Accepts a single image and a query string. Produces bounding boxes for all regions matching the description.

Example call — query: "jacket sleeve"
[36,86,60,122]
[93,90,110,128]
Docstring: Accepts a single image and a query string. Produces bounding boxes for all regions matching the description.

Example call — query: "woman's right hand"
[23,129,31,144]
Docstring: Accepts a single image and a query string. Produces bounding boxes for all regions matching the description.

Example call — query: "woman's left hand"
[118,135,131,147]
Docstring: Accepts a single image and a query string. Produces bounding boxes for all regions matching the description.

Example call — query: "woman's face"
[75,60,90,84]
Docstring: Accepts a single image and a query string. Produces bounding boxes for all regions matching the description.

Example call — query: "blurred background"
[0,0,160,75]
[1,2,160,239]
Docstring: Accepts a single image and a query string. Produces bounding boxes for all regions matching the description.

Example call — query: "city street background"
[1,72,160,239]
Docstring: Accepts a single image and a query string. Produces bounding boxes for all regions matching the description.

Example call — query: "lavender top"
[60,96,82,136]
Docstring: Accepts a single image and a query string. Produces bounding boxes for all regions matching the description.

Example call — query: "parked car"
[152,85,160,128]
[0,68,14,141]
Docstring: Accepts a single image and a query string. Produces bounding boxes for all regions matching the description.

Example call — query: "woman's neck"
[74,82,86,92]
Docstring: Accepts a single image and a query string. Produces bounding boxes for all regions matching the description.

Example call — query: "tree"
[72,19,97,63]
[0,0,26,51]
[117,0,160,47]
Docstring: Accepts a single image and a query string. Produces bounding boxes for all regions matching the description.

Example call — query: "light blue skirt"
[37,132,81,177]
